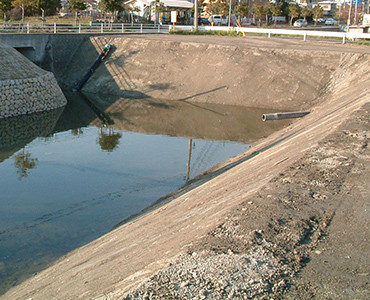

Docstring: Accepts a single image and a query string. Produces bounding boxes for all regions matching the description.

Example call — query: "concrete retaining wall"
[0,40,66,119]
[0,34,95,78]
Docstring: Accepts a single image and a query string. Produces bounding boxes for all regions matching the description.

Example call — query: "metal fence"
[170,25,370,44]
[0,22,170,34]
[1,22,369,44]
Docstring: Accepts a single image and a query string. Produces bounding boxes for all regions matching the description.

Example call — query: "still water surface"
[0,92,289,294]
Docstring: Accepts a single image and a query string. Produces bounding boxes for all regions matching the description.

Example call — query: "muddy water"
[0,92,291,294]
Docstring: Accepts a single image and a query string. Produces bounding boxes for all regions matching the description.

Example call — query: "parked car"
[209,15,228,26]
[314,17,327,23]
[325,18,338,25]
[293,19,308,27]
[199,18,211,25]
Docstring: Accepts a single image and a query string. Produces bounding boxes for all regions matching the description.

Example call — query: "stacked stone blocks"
[0,40,67,119]
[0,73,66,119]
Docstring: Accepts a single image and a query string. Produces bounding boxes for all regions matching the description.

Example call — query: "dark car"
[199,18,211,25]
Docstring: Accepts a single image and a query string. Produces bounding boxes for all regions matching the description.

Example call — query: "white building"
[312,1,337,16]
[124,0,193,23]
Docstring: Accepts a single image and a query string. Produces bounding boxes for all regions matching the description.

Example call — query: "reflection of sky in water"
[0,125,249,294]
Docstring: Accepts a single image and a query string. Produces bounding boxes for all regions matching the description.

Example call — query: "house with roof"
[124,0,194,24]
[312,1,337,17]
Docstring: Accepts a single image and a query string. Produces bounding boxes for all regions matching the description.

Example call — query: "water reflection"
[0,92,290,295]
[98,128,122,152]
[74,91,288,143]
[13,149,38,180]
[0,108,63,163]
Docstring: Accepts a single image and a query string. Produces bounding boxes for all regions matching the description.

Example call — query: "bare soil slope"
[61,35,341,110]
[2,36,369,299]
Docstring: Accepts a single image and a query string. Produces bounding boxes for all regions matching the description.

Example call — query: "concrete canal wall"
[0,40,66,119]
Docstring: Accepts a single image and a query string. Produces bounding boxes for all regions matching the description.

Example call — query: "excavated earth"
[2,35,369,299]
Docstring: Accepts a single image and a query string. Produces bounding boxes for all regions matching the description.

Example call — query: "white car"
[314,17,327,23]
[293,19,308,27]
[209,15,228,26]
[325,18,338,25]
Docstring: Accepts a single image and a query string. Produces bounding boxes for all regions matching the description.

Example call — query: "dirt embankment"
[2,36,369,299]
[60,35,340,111]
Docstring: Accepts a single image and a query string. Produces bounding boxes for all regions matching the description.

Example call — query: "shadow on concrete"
[177,86,227,102]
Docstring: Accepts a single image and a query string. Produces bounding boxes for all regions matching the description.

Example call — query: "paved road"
[119,33,370,54]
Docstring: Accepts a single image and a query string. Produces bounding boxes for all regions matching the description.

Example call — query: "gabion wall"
[0,73,67,119]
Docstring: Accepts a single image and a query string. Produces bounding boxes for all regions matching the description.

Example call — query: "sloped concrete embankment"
[60,36,338,111]
[2,36,369,300]
[0,41,66,119]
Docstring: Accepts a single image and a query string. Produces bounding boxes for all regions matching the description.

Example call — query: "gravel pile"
[125,241,287,300]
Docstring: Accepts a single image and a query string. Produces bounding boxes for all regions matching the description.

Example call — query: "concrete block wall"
[0,40,67,119]
[0,73,66,119]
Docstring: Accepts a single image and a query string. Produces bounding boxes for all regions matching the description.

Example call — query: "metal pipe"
[262,111,310,121]
[74,44,112,92]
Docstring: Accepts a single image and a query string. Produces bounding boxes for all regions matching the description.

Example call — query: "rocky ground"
[124,103,369,300]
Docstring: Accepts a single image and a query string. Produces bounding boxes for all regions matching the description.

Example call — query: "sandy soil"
[2,35,369,299]
[60,34,341,111]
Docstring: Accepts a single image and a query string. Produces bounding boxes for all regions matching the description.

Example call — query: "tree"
[68,0,87,24]
[252,4,265,26]
[312,5,323,26]
[14,149,38,180]
[0,0,12,21]
[264,4,270,26]
[99,0,124,18]
[12,0,33,22]
[208,0,228,17]
[234,1,248,22]
[335,5,341,24]
[270,4,282,27]
[288,4,300,26]
[301,7,311,23]
[125,4,140,24]
[149,0,165,24]
[98,128,122,152]
[34,0,60,22]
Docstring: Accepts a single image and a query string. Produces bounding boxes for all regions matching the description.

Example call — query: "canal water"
[0,92,290,294]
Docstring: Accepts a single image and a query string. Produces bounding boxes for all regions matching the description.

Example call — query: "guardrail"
[170,25,370,44]
[1,22,369,43]
[0,22,170,34]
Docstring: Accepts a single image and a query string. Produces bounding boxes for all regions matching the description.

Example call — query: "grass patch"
[348,40,370,46]
[0,16,93,24]
[169,29,244,37]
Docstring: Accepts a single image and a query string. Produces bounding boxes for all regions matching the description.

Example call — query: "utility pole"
[228,0,232,27]
[338,3,341,24]
[186,139,193,182]
[194,0,198,31]
[347,0,353,30]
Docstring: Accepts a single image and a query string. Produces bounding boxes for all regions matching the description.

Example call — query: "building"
[123,0,194,23]
[312,1,337,16]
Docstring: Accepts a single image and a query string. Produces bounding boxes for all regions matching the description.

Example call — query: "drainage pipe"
[262,111,310,121]
[74,44,112,92]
